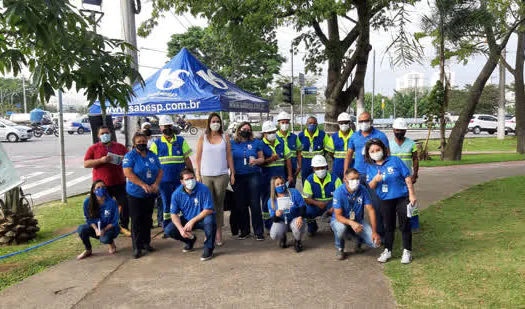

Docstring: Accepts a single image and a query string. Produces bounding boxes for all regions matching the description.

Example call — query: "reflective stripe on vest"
[262,212,271,220]
[158,156,185,164]
[156,136,184,165]
[391,153,412,161]
[163,212,171,220]
[302,150,323,158]
[334,151,347,159]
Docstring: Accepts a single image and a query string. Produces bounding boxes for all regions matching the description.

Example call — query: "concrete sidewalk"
[1,161,524,309]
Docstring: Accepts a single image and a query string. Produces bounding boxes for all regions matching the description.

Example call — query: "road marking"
[31,174,92,199]
[21,172,45,180]
[22,172,74,190]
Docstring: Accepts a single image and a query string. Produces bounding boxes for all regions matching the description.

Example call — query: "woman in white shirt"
[195,113,235,246]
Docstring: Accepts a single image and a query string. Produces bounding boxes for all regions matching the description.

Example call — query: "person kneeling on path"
[268,176,306,252]
[77,180,119,260]
[331,168,381,261]
[303,155,342,236]
[164,168,217,261]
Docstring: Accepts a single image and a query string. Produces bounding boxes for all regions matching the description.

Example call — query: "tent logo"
[156,69,190,90]
[197,69,228,90]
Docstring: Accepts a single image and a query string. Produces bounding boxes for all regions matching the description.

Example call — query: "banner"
[0,143,22,195]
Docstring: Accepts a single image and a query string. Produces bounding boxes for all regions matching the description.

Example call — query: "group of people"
[78,110,420,264]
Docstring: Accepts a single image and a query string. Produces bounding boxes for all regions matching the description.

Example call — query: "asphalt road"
[1,128,490,206]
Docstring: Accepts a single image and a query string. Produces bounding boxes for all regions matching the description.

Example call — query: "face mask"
[239,130,251,139]
[184,178,197,191]
[136,144,148,152]
[307,124,317,132]
[280,123,290,131]
[210,123,221,132]
[275,185,286,194]
[143,129,152,137]
[370,151,383,161]
[94,187,107,197]
[347,179,360,192]
[162,127,173,136]
[394,131,406,140]
[266,133,276,142]
[339,124,350,132]
[314,169,327,179]
[359,122,371,132]
[100,133,111,144]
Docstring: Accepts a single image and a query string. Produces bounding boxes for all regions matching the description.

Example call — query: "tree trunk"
[356,86,365,116]
[515,29,525,153]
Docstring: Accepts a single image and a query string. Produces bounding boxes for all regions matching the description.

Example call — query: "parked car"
[0,118,33,142]
[505,116,516,134]
[66,115,92,135]
[468,114,499,134]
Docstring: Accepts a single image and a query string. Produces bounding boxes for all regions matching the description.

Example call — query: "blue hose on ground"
[0,231,76,260]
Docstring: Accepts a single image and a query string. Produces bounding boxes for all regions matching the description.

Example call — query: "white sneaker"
[377,249,392,263]
[401,249,412,264]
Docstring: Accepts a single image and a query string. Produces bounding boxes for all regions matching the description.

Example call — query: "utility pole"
[22,76,27,113]
[291,47,294,130]
[497,48,506,140]
[414,77,418,119]
[58,90,67,203]
[372,49,375,117]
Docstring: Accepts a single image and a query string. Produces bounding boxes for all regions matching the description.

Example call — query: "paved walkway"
[1,161,524,309]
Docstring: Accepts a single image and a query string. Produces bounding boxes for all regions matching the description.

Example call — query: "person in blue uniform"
[365,138,417,264]
[123,132,163,259]
[260,121,293,231]
[302,155,342,236]
[164,168,217,261]
[331,168,381,260]
[298,116,333,182]
[329,112,354,181]
[276,111,302,188]
[77,180,120,260]
[267,176,307,252]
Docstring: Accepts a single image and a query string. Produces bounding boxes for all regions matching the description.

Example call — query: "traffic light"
[282,83,293,104]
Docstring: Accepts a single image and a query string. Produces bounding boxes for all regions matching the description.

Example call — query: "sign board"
[299,73,305,87]
[0,143,22,195]
[303,86,317,95]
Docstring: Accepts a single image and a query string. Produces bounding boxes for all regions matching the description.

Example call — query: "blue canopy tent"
[89,48,269,116]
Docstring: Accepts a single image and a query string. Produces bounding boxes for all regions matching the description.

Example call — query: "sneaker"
[294,240,303,253]
[336,248,345,260]
[200,248,214,261]
[255,234,265,241]
[279,234,288,248]
[76,250,92,260]
[120,227,131,237]
[238,232,250,240]
[401,249,412,264]
[182,235,197,253]
[377,249,392,263]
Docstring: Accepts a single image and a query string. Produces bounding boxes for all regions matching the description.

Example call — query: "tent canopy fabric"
[89,48,269,116]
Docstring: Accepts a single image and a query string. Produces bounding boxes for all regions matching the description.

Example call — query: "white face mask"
[210,123,221,132]
[314,169,327,179]
[359,122,371,132]
[370,151,383,161]
[280,123,290,131]
[339,124,350,132]
[184,178,197,191]
[266,133,276,142]
[347,179,360,191]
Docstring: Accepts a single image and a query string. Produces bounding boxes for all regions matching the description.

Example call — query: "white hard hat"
[261,121,277,133]
[337,112,352,122]
[141,122,151,129]
[311,155,328,167]
[276,111,291,121]
[158,115,174,126]
[393,118,408,130]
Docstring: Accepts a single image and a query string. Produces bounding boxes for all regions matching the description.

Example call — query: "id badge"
[382,184,388,193]
[350,211,355,220]
[309,146,313,152]
[244,157,247,165]
[146,169,152,179]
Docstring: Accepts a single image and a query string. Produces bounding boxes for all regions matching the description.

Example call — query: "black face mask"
[239,130,251,139]
[394,132,406,140]
[143,129,152,137]
[136,144,148,152]
[162,127,173,136]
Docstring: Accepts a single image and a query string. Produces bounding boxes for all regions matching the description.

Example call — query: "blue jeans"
[232,173,263,236]
[77,224,119,250]
[164,214,217,250]
[300,158,313,183]
[332,158,345,182]
[330,220,379,249]
[359,174,384,236]
[159,182,181,228]
[305,202,332,233]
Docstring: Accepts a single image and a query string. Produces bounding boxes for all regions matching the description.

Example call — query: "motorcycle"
[32,123,59,137]
[175,121,198,135]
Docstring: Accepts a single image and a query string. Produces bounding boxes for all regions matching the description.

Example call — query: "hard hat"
[276,111,291,121]
[311,155,328,167]
[158,115,174,126]
[337,112,352,122]
[393,118,408,130]
[262,121,277,133]
[141,122,151,129]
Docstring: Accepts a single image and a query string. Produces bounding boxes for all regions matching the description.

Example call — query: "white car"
[468,114,498,134]
[505,116,516,134]
[65,115,92,135]
[0,118,33,142]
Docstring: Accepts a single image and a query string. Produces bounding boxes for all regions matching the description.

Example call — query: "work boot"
[132,249,142,259]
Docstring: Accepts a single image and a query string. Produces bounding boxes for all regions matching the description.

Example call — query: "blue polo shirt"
[267,188,306,222]
[331,184,371,224]
[348,127,389,174]
[365,156,410,200]
[230,139,262,175]
[123,149,162,198]
[170,182,215,221]
[83,197,119,228]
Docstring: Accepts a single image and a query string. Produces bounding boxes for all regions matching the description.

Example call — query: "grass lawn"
[385,176,525,308]
[420,153,525,167]
[424,136,517,152]
[0,195,89,291]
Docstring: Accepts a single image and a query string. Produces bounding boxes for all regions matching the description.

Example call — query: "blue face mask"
[307,124,317,132]
[275,185,286,194]
[100,133,111,144]
[94,187,107,197]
